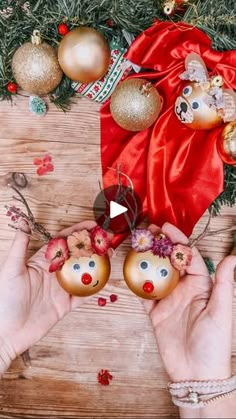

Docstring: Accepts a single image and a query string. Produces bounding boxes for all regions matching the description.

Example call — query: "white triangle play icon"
[110,201,128,219]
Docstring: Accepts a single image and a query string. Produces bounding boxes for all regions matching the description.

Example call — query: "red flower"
[110,294,118,303]
[6,206,21,222]
[90,226,110,256]
[87,93,93,99]
[45,237,69,273]
[34,155,54,176]
[94,85,100,93]
[97,369,113,385]
[98,297,107,307]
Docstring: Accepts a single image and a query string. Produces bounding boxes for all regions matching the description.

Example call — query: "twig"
[190,210,212,247]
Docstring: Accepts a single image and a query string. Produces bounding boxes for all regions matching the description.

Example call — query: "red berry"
[81,273,92,285]
[98,297,107,307]
[110,294,118,303]
[143,281,154,294]
[58,23,69,36]
[106,19,113,28]
[7,82,18,94]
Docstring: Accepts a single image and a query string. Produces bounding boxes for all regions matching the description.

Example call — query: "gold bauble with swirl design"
[110,78,162,131]
[58,27,111,83]
[12,31,63,95]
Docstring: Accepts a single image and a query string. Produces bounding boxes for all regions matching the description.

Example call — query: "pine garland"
[0,0,235,212]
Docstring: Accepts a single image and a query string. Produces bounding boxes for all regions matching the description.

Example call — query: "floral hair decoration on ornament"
[175,53,236,130]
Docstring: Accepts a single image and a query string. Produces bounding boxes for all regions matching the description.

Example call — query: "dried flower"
[170,244,192,270]
[67,230,93,258]
[6,206,21,223]
[45,238,69,273]
[90,226,110,256]
[34,155,54,176]
[152,236,174,258]
[97,369,113,385]
[98,297,107,307]
[110,294,118,303]
[131,229,154,252]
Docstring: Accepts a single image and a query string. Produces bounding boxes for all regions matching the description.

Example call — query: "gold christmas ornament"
[12,30,63,95]
[217,121,236,165]
[110,78,162,131]
[123,249,180,300]
[56,254,111,297]
[58,27,111,83]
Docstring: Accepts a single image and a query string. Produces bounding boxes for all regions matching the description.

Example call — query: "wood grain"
[0,96,235,418]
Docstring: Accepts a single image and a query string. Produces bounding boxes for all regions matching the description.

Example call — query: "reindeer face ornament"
[175,53,236,130]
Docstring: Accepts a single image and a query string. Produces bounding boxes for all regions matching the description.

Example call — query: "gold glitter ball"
[12,31,63,95]
[222,121,236,161]
[110,78,162,131]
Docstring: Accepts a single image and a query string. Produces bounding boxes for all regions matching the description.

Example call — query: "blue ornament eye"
[182,85,192,97]
[139,260,149,270]
[192,101,200,110]
[73,263,80,271]
[157,267,169,278]
[89,260,95,268]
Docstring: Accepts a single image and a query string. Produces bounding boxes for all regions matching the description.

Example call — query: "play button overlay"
[93,184,142,234]
[110,201,128,219]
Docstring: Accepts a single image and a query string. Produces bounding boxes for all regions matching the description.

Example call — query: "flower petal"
[49,257,65,273]
[37,166,47,176]
[33,158,43,166]
[98,297,107,307]
[43,155,52,164]
[45,237,69,261]
[46,163,54,173]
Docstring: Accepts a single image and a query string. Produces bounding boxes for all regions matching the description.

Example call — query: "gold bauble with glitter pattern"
[110,78,162,131]
[12,30,63,95]
[58,27,111,83]
[217,121,236,165]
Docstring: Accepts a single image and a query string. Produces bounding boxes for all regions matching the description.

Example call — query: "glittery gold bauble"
[58,27,111,83]
[175,82,223,130]
[56,254,111,297]
[12,30,63,95]
[123,249,180,300]
[110,78,162,131]
[217,121,236,165]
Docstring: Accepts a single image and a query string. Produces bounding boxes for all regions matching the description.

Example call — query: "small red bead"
[7,82,18,94]
[58,23,69,36]
[81,273,92,285]
[143,281,154,294]
[106,19,113,27]
[98,297,107,307]
[110,294,118,303]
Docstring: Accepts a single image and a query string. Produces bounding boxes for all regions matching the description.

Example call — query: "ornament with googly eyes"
[122,228,193,300]
[56,254,111,297]
[175,53,236,130]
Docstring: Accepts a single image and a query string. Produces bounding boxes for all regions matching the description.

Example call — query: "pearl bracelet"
[168,376,236,408]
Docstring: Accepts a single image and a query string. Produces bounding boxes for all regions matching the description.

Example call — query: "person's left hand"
[0,220,97,374]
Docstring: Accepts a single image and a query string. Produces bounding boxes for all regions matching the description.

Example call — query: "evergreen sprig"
[0,0,235,211]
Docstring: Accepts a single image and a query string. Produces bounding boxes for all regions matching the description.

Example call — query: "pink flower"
[170,244,192,270]
[94,85,99,92]
[45,237,69,273]
[90,226,110,256]
[67,230,93,258]
[34,155,54,176]
[6,206,21,223]
[152,236,174,258]
[131,229,154,252]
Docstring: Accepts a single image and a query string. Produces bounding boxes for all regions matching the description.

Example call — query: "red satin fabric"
[101,21,236,246]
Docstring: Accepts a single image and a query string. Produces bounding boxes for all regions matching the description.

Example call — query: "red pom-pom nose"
[81,273,92,285]
[143,281,154,294]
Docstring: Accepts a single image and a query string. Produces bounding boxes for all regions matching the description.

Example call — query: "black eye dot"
[192,101,199,109]
[73,263,80,271]
[140,261,148,270]
[89,260,95,268]
[160,268,168,277]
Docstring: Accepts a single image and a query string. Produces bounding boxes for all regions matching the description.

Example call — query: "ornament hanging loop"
[31,30,42,45]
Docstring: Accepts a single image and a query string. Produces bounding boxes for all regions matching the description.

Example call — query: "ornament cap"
[31,30,42,45]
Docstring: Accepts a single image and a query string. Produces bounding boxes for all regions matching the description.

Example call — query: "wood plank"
[0,96,235,418]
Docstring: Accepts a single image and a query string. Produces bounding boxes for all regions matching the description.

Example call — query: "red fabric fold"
[101,21,236,247]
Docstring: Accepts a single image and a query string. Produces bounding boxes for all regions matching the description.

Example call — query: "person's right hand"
[0,220,97,375]
[142,222,236,383]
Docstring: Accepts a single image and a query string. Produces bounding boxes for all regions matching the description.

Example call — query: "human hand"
[0,220,97,375]
[142,222,236,382]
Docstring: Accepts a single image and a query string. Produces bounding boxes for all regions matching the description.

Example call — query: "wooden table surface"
[0,96,235,418]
